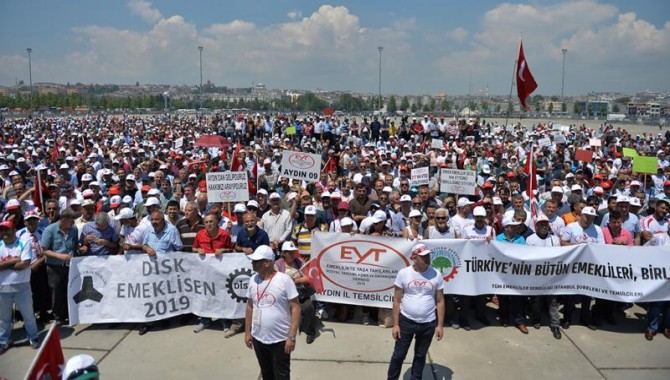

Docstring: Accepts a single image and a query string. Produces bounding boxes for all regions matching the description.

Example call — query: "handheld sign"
[589,138,602,147]
[575,149,593,162]
[280,150,322,183]
[411,167,430,186]
[206,171,249,203]
[538,137,551,147]
[174,137,184,149]
[431,139,444,149]
[632,156,659,174]
[440,168,476,195]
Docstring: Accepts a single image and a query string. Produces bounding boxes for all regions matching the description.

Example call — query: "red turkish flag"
[302,259,325,293]
[516,42,538,110]
[523,146,537,199]
[25,324,65,380]
[33,169,51,212]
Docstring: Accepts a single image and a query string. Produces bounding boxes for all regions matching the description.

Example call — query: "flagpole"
[501,58,518,163]
[24,323,57,377]
[37,169,45,215]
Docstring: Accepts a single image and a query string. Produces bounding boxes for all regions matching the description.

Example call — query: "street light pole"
[27,48,33,113]
[561,48,567,101]
[198,46,204,110]
[378,46,383,111]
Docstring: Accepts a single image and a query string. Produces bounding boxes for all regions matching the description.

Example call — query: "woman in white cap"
[401,209,424,240]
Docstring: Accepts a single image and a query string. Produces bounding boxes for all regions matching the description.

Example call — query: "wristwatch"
[288,335,296,342]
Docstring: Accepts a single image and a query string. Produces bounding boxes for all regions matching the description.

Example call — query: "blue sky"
[1,0,668,96]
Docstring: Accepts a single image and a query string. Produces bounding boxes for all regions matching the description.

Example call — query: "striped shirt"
[292,223,326,257]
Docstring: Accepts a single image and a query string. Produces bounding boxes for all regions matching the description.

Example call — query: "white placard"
[553,134,567,144]
[174,137,184,149]
[67,253,253,324]
[280,150,322,183]
[206,171,249,203]
[431,139,444,149]
[411,167,430,186]
[538,137,551,147]
[589,138,602,147]
[440,168,476,195]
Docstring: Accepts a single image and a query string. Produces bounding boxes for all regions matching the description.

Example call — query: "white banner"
[280,150,322,183]
[538,137,551,147]
[67,253,253,324]
[311,233,670,307]
[411,167,430,186]
[311,232,416,308]
[439,168,476,195]
[431,139,444,149]
[206,171,249,203]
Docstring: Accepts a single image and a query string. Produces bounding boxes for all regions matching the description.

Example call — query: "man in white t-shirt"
[387,243,444,380]
[245,245,301,380]
[560,206,603,330]
[451,197,474,238]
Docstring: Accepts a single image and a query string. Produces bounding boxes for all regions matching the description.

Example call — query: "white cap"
[126,174,136,181]
[630,180,641,187]
[234,203,247,213]
[493,197,503,206]
[189,173,197,178]
[281,241,298,251]
[147,188,160,196]
[571,184,582,191]
[457,197,474,208]
[257,188,268,196]
[70,199,82,206]
[565,173,575,179]
[247,200,259,209]
[400,195,412,202]
[409,209,422,218]
[122,195,133,204]
[269,192,281,200]
[81,173,93,181]
[382,186,393,193]
[82,189,94,197]
[287,192,297,202]
[581,206,597,216]
[551,186,564,193]
[247,245,275,261]
[472,206,487,217]
[534,214,549,224]
[593,186,604,194]
[340,217,354,227]
[59,163,69,169]
[321,191,331,198]
[372,210,387,223]
[629,197,641,207]
[410,243,432,256]
[62,354,99,380]
[114,208,135,220]
[304,205,318,215]
[81,199,96,207]
[502,216,521,227]
[481,165,491,174]
[145,197,161,207]
[616,195,629,203]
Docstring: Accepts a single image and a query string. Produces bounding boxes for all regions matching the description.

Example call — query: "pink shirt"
[602,226,634,246]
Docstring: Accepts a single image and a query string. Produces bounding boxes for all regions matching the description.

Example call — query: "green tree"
[387,95,397,113]
[550,95,559,101]
[612,104,620,113]
[427,98,436,112]
[561,103,567,113]
[400,96,410,111]
[415,97,423,112]
[410,102,418,113]
[440,98,450,112]
[548,103,554,113]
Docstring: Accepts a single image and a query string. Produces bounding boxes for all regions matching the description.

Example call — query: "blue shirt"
[80,222,119,256]
[496,233,526,245]
[236,227,270,250]
[143,223,183,254]
[41,222,79,266]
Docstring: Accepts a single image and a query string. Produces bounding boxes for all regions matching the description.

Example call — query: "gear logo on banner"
[431,247,461,283]
[226,268,253,303]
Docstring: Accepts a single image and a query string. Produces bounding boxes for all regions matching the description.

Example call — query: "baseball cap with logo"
[114,208,135,220]
[581,206,597,216]
[269,192,281,200]
[400,195,412,202]
[457,197,474,208]
[304,205,318,215]
[6,199,21,210]
[410,243,431,256]
[340,217,354,227]
[247,245,275,261]
[502,216,521,227]
[281,241,298,251]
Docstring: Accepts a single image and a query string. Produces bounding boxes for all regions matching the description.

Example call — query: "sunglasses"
[413,203,422,206]
[435,217,447,220]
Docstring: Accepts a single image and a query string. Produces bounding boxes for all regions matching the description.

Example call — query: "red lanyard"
[256,273,276,303]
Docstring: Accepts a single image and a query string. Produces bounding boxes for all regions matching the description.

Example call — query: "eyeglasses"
[435,217,447,220]
[400,184,409,187]
[413,203,422,206]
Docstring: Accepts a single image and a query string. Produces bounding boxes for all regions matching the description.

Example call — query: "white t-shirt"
[644,234,670,246]
[247,271,299,344]
[426,225,455,239]
[461,224,494,240]
[450,214,473,238]
[121,223,149,254]
[0,239,32,286]
[526,233,561,247]
[395,265,443,323]
[561,222,605,244]
[547,214,566,237]
[639,215,669,235]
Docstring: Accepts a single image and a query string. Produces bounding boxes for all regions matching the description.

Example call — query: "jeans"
[252,338,290,380]
[647,302,670,332]
[47,265,69,321]
[0,284,39,345]
[387,313,436,380]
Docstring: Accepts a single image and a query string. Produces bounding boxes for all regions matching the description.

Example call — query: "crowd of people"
[1,112,669,360]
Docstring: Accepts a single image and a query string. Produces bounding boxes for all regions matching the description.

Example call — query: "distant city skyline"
[1,0,668,96]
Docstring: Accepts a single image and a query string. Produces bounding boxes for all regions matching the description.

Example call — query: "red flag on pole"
[524,145,538,218]
[51,142,59,162]
[302,259,325,293]
[25,324,65,380]
[230,144,242,172]
[322,157,337,174]
[516,42,538,110]
[33,169,51,212]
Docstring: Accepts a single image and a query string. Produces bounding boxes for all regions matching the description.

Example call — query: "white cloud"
[445,27,468,43]
[287,10,302,20]
[127,0,163,24]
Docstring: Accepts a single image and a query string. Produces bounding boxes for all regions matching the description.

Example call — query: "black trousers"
[253,338,290,380]
[47,265,69,321]
[31,264,51,317]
